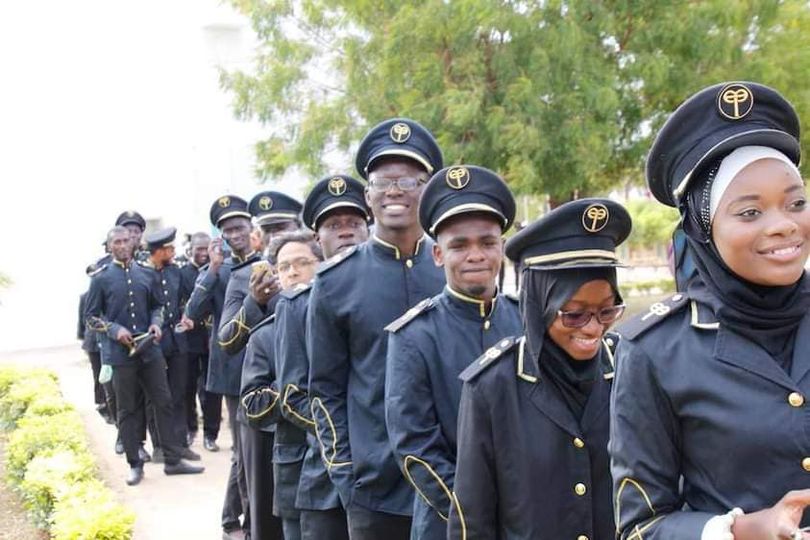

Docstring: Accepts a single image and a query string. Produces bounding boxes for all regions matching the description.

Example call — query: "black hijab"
[683,161,810,369]
[521,266,620,420]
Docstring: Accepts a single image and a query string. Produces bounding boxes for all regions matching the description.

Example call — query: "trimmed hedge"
[0,365,135,539]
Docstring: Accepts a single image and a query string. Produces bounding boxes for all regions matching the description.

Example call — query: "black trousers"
[87,351,106,405]
[133,385,159,448]
[165,351,189,446]
[186,351,222,439]
[300,508,349,540]
[241,425,283,540]
[222,396,250,533]
[111,353,183,468]
[346,506,411,540]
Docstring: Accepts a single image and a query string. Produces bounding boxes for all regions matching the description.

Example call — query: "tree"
[222,0,809,200]
[624,198,679,251]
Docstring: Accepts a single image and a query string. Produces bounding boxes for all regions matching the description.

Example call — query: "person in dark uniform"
[79,265,114,424]
[307,118,446,540]
[180,232,222,452]
[218,191,302,355]
[611,82,810,540]
[384,165,522,540]
[115,210,149,263]
[85,226,205,486]
[241,231,324,540]
[273,175,371,540]
[183,195,258,539]
[141,227,201,462]
[447,198,631,539]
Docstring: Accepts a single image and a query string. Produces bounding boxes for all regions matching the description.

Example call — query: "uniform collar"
[231,250,258,264]
[444,286,497,320]
[112,258,132,269]
[371,234,426,261]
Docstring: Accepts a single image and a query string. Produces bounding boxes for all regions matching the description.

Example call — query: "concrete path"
[2,344,234,540]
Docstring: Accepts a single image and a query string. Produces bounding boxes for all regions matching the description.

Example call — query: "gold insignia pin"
[328,177,347,196]
[582,203,609,233]
[389,122,411,143]
[218,196,231,208]
[258,196,273,211]
[717,83,754,120]
[445,167,470,190]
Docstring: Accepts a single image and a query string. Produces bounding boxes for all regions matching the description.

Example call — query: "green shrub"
[6,411,87,483]
[20,449,95,527]
[50,480,135,540]
[0,371,62,428]
[0,366,22,396]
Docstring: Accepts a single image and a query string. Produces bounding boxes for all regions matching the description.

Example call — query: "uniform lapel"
[525,377,580,438]
[579,377,610,434]
[714,325,793,389]
[790,313,810,384]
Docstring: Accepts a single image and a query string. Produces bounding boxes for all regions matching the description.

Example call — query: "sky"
[0,1,301,351]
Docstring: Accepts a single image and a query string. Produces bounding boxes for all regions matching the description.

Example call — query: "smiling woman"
[611,82,810,540]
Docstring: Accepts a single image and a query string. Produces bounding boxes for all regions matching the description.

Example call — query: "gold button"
[789,392,805,407]
[573,437,585,449]
[577,536,589,540]
[405,259,413,268]
[574,483,587,496]
[802,458,810,472]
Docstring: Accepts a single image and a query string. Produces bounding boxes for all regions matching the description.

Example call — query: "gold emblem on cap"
[218,196,231,208]
[328,177,347,196]
[582,203,609,233]
[717,83,754,120]
[258,196,273,211]
[446,167,471,190]
[389,122,411,143]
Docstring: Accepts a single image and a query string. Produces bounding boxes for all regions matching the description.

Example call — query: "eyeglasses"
[557,305,626,328]
[368,177,427,192]
[276,257,318,274]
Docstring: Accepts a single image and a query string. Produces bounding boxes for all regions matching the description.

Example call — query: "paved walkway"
[2,344,234,540]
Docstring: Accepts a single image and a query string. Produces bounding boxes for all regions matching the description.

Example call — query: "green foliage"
[223,0,810,200]
[0,366,133,539]
[620,277,676,297]
[624,198,680,250]
[20,450,95,527]
[50,480,135,540]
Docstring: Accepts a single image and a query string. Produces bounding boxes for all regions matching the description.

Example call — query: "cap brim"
[430,204,507,235]
[216,211,252,227]
[312,202,369,229]
[366,147,434,175]
[255,213,300,226]
[667,129,801,206]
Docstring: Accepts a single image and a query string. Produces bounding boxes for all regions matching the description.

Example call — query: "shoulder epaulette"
[316,245,359,275]
[601,331,620,378]
[384,297,435,333]
[249,313,276,335]
[459,336,519,383]
[88,264,107,277]
[232,257,259,272]
[137,259,156,270]
[503,292,519,304]
[616,293,688,341]
[281,282,311,300]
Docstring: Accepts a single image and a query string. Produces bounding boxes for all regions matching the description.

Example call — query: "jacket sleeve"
[610,338,714,539]
[276,298,316,434]
[78,293,87,340]
[306,278,355,507]
[147,271,164,329]
[184,266,216,324]
[240,331,282,429]
[448,381,498,540]
[218,270,252,355]
[85,274,124,341]
[385,331,454,521]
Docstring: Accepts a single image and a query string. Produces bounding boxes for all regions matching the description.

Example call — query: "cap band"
[430,203,507,234]
[366,149,434,174]
[709,145,800,221]
[312,202,369,229]
[524,249,618,267]
[216,210,252,226]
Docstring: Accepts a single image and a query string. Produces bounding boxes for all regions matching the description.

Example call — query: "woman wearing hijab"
[447,198,632,539]
[611,81,810,540]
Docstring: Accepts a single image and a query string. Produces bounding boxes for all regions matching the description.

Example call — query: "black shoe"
[138,445,152,463]
[126,466,144,486]
[203,437,219,452]
[164,460,205,476]
[151,447,164,464]
[181,447,201,461]
[114,438,125,455]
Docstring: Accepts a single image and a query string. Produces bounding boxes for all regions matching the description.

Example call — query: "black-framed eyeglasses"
[277,257,318,274]
[557,305,626,328]
[368,177,427,192]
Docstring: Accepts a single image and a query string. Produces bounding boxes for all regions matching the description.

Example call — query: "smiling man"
[384,165,521,539]
[307,118,446,539]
